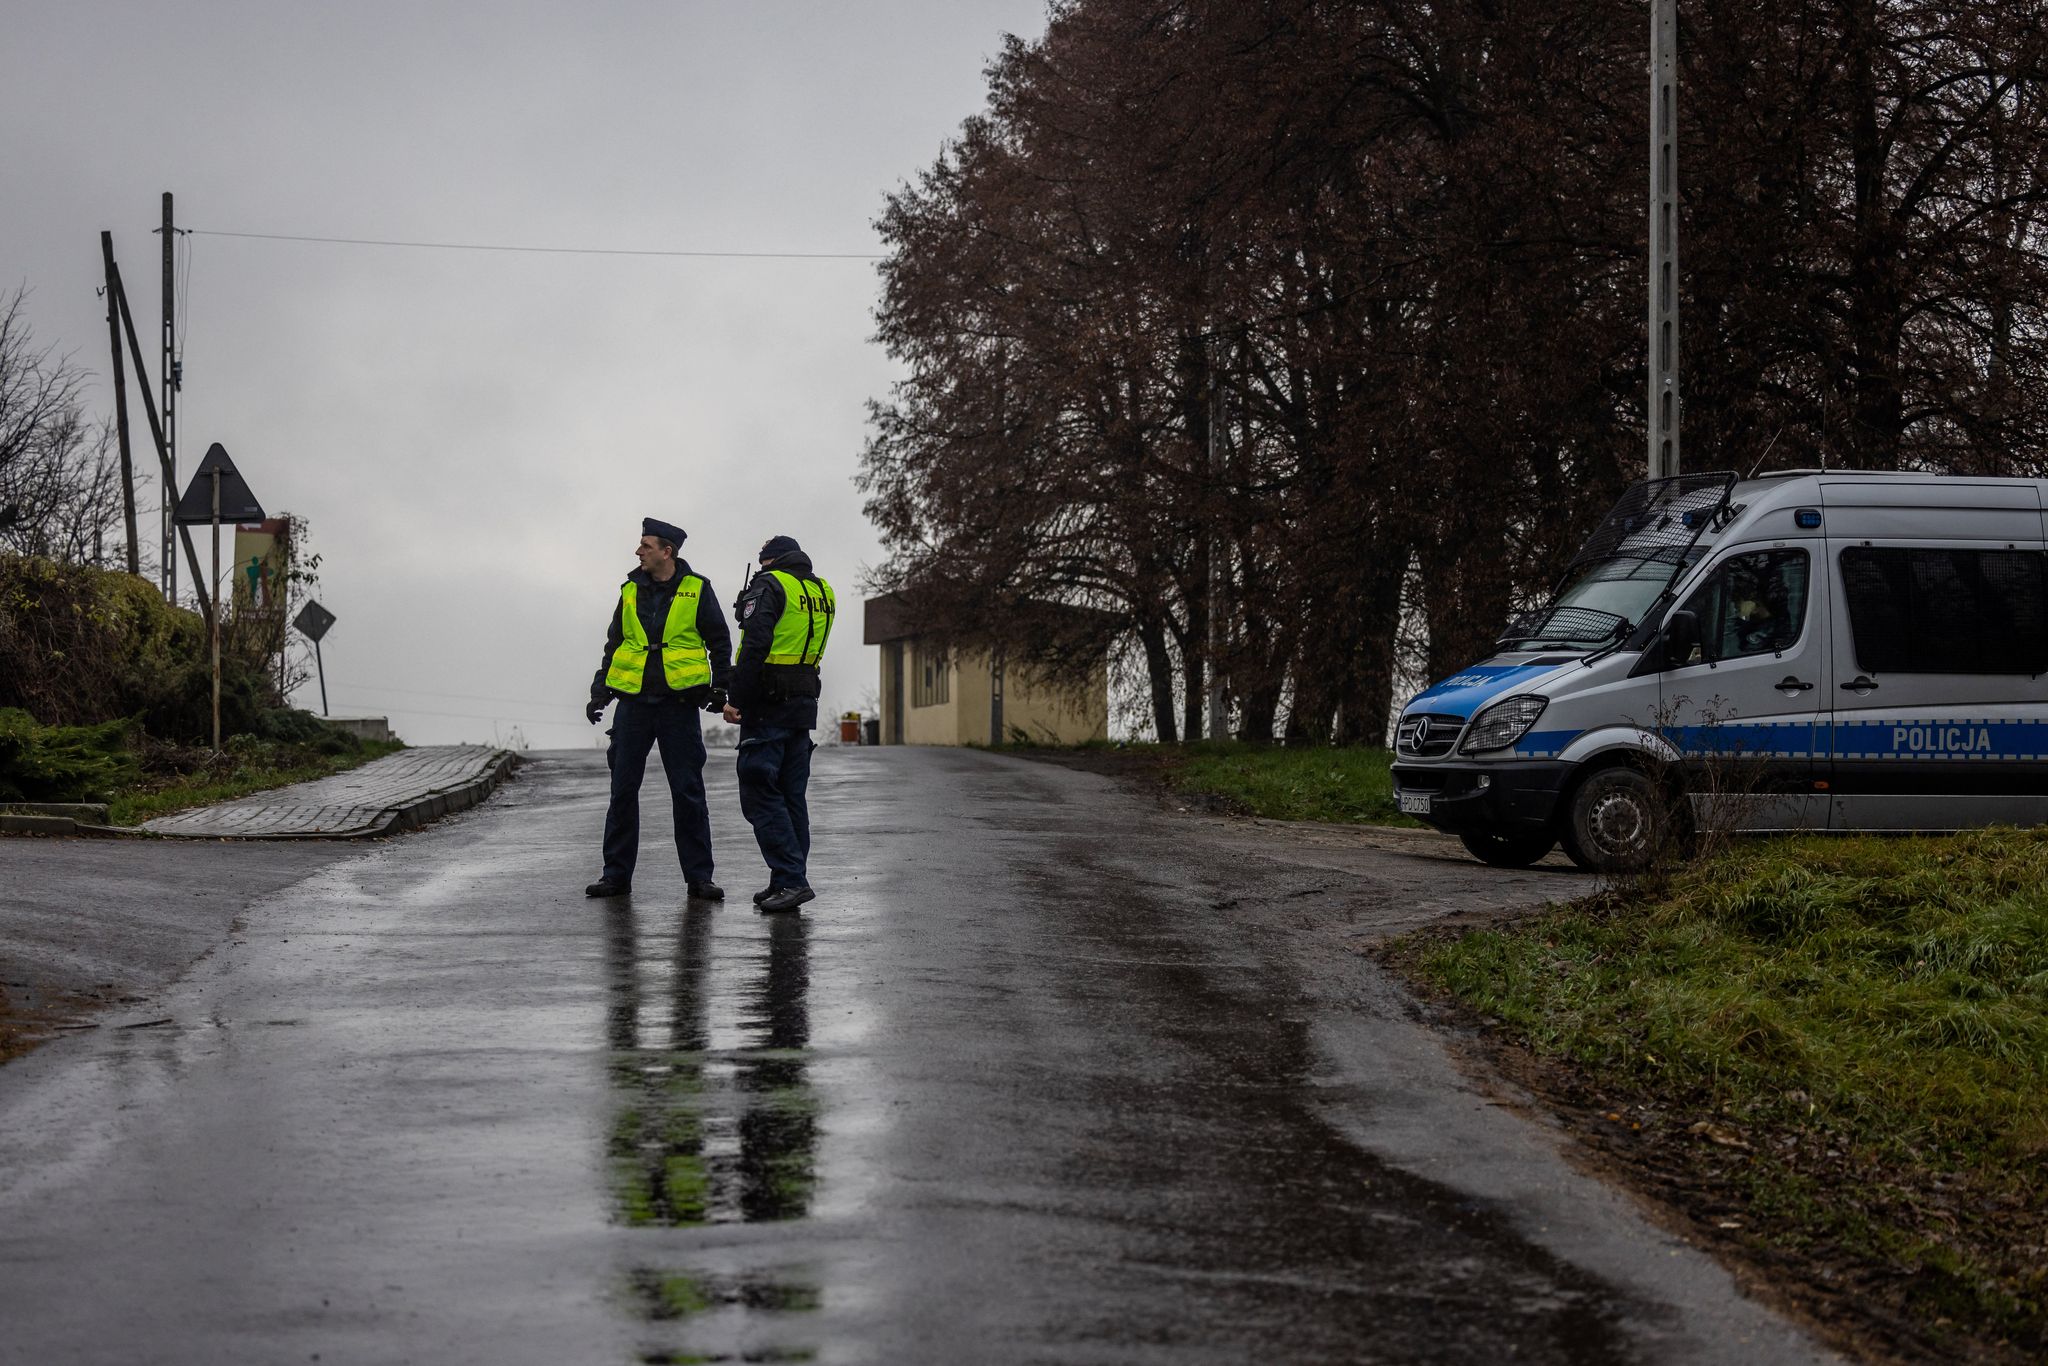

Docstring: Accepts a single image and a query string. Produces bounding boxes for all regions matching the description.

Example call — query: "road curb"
[0,815,153,839]
[0,801,111,822]
[374,748,524,837]
[0,813,82,836]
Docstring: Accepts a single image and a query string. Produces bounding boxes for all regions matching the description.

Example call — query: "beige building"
[863,593,1109,746]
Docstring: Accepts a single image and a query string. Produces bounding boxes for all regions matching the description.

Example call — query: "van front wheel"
[1561,767,1666,872]
[1457,829,1557,868]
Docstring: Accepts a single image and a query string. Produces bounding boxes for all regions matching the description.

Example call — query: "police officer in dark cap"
[585,517,733,901]
[722,535,835,912]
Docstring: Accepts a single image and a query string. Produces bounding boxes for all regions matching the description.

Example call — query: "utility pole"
[158,192,179,602]
[99,232,140,575]
[1648,0,1681,479]
[110,261,212,626]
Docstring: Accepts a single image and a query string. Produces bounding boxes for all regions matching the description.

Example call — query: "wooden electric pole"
[99,232,140,575]
[109,260,212,626]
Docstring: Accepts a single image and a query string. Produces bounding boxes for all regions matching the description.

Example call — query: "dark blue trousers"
[602,700,715,887]
[736,724,814,890]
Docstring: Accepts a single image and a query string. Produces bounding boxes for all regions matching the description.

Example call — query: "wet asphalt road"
[0,749,1832,1365]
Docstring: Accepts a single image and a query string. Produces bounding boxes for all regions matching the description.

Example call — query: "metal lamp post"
[1649,0,1682,479]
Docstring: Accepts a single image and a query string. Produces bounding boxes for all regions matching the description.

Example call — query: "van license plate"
[1398,792,1432,815]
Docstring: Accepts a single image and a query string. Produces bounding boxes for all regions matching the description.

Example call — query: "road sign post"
[211,469,220,748]
[176,443,266,751]
[293,600,337,717]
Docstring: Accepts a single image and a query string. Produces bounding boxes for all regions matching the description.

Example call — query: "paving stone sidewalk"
[142,745,518,839]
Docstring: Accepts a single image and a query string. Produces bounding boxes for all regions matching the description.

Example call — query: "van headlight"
[1460,695,1547,754]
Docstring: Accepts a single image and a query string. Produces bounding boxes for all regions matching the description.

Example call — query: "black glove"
[703,687,728,715]
[586,698,606,725]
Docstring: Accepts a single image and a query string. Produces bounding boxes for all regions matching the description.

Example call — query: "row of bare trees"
[860,0,2048,742]
[0,289,132,568]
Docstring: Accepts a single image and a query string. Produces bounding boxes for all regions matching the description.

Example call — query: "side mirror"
[1661,609,1701,669]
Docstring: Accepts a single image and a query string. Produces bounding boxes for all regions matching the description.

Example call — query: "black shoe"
[686,881,725,902]
[585,880,630,898]
[752,886,775,905]
[757,885,816,914]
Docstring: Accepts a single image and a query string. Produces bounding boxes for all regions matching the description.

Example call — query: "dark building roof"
[863,592,918,645]
[864,591,1115,647]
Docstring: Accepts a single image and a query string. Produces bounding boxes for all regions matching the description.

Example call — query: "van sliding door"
[1822,481,2048,831]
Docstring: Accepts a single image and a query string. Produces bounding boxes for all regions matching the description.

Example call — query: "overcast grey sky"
[1,0,1047,748]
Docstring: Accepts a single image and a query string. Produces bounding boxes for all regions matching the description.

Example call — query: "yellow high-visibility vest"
[764,570,835,667]
[604,576,711,693]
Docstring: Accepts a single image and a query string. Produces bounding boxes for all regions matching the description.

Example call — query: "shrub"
[252,707,362,755]
[0,556,277,744]
[0,708,137,803]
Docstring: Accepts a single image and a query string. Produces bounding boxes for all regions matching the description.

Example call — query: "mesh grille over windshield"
[1563,472,1736,573]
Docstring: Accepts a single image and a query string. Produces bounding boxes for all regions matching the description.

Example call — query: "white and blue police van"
[1392,470,2048,871]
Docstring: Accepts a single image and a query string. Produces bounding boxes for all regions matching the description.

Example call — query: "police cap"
[642,517,687,547]
[759,535,801,562]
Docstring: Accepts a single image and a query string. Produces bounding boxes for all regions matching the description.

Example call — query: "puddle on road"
[625,1265,823,1364]
[604,902,821,1363]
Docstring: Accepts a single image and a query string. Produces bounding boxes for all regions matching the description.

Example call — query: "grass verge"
[1006,740,1421,827]
[1387,829,2048,1362]
[107,738,405,826]
[1170,742,1419,824]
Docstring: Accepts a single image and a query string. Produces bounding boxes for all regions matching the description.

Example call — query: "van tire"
[1457,829,1557,868]
[1560,767,1665,872]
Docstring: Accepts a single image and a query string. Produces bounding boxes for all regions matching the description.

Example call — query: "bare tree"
[0,288,129,566]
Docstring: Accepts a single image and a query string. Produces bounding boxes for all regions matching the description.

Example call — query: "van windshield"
[1502,547,1708,647]
[1552,550,1705,626]
[1497,472,1734,650]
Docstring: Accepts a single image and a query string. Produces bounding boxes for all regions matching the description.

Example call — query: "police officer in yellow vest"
[722,535,834,913]
[585,518,733,900]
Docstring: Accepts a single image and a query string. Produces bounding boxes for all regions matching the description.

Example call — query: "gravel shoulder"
[0,837,359,1062]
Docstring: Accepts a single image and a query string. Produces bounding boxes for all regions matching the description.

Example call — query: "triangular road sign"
[174,442,266,524]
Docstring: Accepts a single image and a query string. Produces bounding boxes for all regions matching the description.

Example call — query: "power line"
[188,228,883,261]
[328,679,572,710]
[321,696,568,726]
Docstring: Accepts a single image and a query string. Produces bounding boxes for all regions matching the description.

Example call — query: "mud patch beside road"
[0,981,108,1065]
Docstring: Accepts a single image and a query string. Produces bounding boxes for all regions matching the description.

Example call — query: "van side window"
[1675,549,1809,663]
[1838,547,2048,675]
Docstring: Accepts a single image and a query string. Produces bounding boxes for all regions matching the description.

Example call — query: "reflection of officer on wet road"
[722,536,834,914]
[601,901,815,1233]
[585,517,733,901]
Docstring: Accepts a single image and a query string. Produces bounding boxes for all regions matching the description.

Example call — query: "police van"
[1392,470,2048,871]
